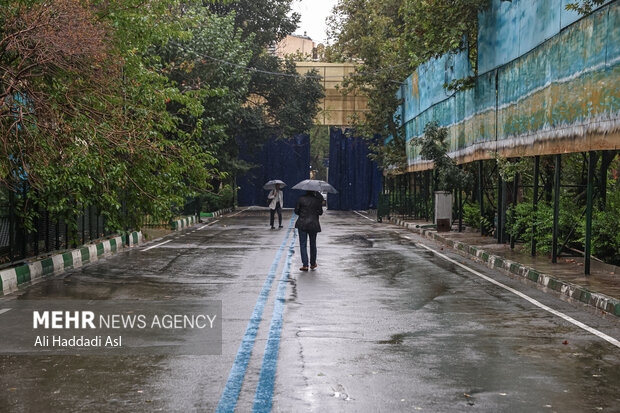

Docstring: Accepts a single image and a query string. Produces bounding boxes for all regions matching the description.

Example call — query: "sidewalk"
[385,216,620,318]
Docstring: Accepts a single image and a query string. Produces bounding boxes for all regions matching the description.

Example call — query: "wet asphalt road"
[1,208,619,413]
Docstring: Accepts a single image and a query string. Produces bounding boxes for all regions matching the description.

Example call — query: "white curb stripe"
[52,255,64,273]
[29,261,43,280]
[1,269,17,294]
[88,245,98,262]
[0,308,12,315]
[72,250,82,268]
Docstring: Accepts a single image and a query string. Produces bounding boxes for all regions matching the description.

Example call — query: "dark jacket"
[294,192,323,233]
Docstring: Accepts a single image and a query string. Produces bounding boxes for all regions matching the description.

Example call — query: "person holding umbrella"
[264,180,285,229]
[292,180,337,271]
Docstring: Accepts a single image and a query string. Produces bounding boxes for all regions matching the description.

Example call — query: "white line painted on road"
[141,239,173,251]
[199,220,220,230]
[417,243,620,349]
[226,209,246,218]
[0,308,12,316]
[353,211,375,222]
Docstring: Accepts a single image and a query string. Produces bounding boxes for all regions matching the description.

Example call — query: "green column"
[531,156,540,256]
[478,160,484,235]
[551,154,561,264]
[584,151,595,275]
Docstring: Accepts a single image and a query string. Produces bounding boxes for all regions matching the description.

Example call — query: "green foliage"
[400,0,490,70]
[326,0,410,172]
[463,202,494,234]
[565,0,606,15]
[326,0,492,172]
[579,188,620,265]
[201,184,235,212]
[493,154,532,183]
[310,126,330,180]
[418,122,472,192]
[506,202,554,254]
[1,0,323,242]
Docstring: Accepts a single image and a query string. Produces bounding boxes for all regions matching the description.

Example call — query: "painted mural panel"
[403,0,619,171]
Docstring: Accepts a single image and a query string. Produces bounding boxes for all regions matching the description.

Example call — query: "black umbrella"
[291,179,338,194]
[263,179,286,190]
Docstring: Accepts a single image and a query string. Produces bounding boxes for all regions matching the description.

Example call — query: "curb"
[171,207,234,230]
[387,217,620,318]
[0,231,143,296]
[212,207,233,218]
[171,215,198,231]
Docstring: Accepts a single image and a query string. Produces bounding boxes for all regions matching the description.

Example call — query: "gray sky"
[290,0,339,45]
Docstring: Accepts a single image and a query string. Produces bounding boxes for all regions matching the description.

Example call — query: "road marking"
[418,243,620,349]
[0,308,12,316]
[141,239,172,251]
[226,208,247,218]
[199,220,220,230]
[253,228,297,412]
[216,215,296,413]
[353,211,375,222]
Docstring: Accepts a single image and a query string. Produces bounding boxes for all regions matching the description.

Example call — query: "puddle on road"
[376,332,418,345]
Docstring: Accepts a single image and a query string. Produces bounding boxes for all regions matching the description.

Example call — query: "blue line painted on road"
[216,215,296,413]
[252,229,297,413]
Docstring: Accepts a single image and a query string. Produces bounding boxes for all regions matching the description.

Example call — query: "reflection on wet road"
[0,208,619,412]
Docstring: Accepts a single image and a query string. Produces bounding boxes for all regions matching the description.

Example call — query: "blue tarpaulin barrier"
[327,128,382,211]
[237,135,310,208]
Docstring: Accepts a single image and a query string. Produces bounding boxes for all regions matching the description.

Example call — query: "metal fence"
[0,190,113,267]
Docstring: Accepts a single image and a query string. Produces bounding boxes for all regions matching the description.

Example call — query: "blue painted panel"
[519,0,561,56]
[607,1,620,67]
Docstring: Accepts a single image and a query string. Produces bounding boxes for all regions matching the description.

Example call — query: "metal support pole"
[458,165,463,232]
[510,172,518,249]
[497,172,503,243]
[551,154,561,263]
[55,221,60,250]
[33,204,39,256]
[9,190,15,261]
[412,173,417,218]
[425,170,430,221]
[478,160,484,235]
[531,156,540,256]
[45,211,50,252]
[584,151,595,275]
[82,207,85,244]
[600,150,609,209]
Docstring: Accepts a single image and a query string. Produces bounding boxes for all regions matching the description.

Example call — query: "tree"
[208,0,324,178]
[326,0,491,172]
[1,0,220,232]
[418,121,471,192]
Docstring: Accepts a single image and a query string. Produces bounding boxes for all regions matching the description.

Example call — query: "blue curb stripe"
[252,229,297,413]
[216,215,296,413]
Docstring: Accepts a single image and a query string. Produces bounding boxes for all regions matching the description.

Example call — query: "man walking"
[268,184,283,229]
[294,191,324,271]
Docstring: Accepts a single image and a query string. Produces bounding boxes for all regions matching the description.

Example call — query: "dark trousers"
[298,229,317,267]
[270,202,282,227]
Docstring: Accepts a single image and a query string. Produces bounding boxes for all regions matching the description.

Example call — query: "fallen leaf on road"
[8,388,16,392]
[562,340,568,345]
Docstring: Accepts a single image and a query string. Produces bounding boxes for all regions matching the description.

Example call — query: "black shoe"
[270,226,275,230]
[278,225,283,229]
